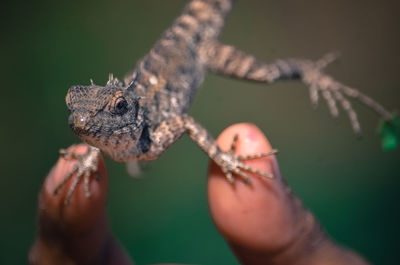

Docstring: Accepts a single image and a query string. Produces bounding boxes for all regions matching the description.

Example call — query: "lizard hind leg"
[204,41,394,137]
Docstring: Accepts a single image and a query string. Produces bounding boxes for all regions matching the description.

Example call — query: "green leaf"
[379,112,400,151]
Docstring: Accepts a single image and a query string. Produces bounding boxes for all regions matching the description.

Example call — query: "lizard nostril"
[71,113,89,129]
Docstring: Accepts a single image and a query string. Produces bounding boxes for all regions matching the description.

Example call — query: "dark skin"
[29,123,370,265]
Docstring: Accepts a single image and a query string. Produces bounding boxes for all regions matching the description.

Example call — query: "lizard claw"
[217,134,277,184]
[53,145,101,205]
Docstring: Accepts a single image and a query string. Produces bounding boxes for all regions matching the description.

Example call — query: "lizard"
[55,0,397,204]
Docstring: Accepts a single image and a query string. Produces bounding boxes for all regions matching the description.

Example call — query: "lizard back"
[125,0,233,127]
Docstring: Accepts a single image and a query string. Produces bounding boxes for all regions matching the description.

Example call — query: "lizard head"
[66,78,146,160]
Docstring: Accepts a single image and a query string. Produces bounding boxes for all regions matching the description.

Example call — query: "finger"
[208,123,302,253]
[207,123,369,265]
[207,123,315,264]
[42,144,107,231]
[29,144,132,265]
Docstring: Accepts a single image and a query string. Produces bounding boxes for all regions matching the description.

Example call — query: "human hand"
[29,144,132,265]
[29,123,370,265]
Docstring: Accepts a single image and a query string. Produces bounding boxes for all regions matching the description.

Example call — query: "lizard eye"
[111,96,128,115]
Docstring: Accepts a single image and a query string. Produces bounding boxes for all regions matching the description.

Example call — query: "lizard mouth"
[69,113,136,137]
[68,114,91,136]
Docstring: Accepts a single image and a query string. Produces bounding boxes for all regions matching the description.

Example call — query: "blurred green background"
[1,0,399,264]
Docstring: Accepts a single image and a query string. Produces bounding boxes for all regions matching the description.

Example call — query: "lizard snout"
[69,113,90,130]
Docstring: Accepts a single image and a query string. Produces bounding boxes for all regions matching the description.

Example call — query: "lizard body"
[60,0,394,202]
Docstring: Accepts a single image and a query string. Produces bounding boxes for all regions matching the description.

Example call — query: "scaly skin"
[60,0,393,203]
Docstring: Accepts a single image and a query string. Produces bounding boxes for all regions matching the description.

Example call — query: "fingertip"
[207,123,295,253]
[209,123,279,183]
[33,145,121,264]
[40,144,108,232]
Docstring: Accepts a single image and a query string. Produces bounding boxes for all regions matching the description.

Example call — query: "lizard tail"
[189,0,233,16]
[177,0,233,40]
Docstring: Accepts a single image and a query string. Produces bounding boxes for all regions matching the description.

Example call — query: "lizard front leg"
[53,144,101,205]
[200,41,394,136]
[146,114,277,183]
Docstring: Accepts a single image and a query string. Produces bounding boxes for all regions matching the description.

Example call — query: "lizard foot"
[217,134,278,184]
[300,52,392,136]
[53,145,101,205]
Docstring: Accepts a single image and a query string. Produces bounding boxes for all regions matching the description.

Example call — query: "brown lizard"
[56,0,395,204]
